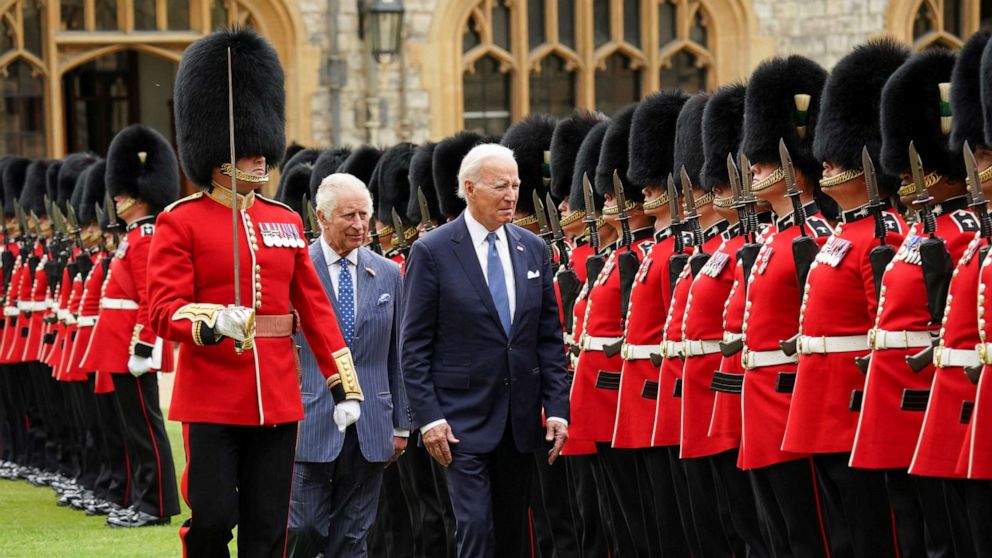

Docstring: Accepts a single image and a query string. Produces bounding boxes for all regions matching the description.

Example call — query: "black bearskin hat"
[75,160,106,226]
[628,91,690,188]
[434,131,484,219]
[674,93,710,192]
[701,83,747,189]
[174,28,285,186]
[880,48,959,179]
[596,103,643,201]
[282,148,322,175]
[57,153,98,210]
[21,159,51,216]
[500,114,558,214]
[742,55,828,180]
[370,143,416,226]
[45,161,62,209]
[105,124,181,215]
[275,163,313,221]
[308,148,351,201]
[338,145,383,186]
[951,31,990,152]
[407,142,440,224]
[815,38,910,195]
[569,119,610,213]
[2,157,30,218]
[550,111,607,204]
[280,143,305,172]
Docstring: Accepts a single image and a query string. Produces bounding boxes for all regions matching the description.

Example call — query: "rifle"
[735,154,763,295]
[964,141,991,383]
[547,193,581,336]
[417,187,436,235]
[905,141,953,373]
[532,190,554,266]
[303,195,320,243]
[681,166,711,277]
[780,139,820,293]
[612,170,640,322]
[390,208,410,259]
[546,192,571,271]
[667,174,689,297]
[863,147,896,300]
[582,174,606,292]
[368,216,383,255]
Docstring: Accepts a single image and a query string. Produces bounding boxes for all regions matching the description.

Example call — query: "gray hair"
[456,143,516,199]
[315,173,374,217]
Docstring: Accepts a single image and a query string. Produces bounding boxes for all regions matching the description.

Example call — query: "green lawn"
[0,419,237,557]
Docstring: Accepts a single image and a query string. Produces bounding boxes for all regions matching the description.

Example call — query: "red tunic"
[0,261,25,364]
[5,259,34,363]
[784,210,906,454]
[652,260,692,448]
[851,204,976,469]
[909,234,981,477]
[46,267,73,373]
[56,273,85,381]
[680,229,743,458]
[739,207,832,469]
[962,243,992,478]
[561,242,597,456]
[68,253,108,388]
[147,190,352,426]
[613,230,675,448]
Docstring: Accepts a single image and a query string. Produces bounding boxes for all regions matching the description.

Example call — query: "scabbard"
[792,236,819,295]
[920,237,953,325]
[689,252,711,278]
[556,269,582,334]
[869,244,896,301]
[720,338,744,358]
[585,254,606,292]
[966,365,983,385]
[779,333,799,357]
[617,250,640,319]
[668,253,688,297]
[905,342,935,373]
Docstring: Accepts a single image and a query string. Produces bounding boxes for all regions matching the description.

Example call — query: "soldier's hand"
[333,399,361,432]
[423,422,459,468]
[545,420,568,465]
[127,355,153,377]
[215,306,254,342]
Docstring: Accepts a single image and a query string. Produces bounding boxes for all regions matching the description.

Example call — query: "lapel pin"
[515,245,524,252]
[365,267,376,277]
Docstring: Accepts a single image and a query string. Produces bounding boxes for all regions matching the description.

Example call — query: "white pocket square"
[527,270,541,279]
[377,293,391,305]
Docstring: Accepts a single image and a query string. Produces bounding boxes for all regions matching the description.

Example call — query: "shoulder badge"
[637,241,655,258]
[951,210,979,233]
[807,216,833,238]
[140,223,155,237]
[164,191,204,212]
[882,212,902,235]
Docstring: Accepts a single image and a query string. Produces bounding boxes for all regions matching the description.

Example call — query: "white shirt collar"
[464,209,507,247]
[320,236,359,268]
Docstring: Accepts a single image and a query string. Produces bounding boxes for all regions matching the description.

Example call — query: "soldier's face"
[237,156,268,193]
[975,146,992,200]
[750,161,786,202]
[464,157,520,231]
[558,199,585,236]
[602,192,618,224]
[319,187,371,256]
[712,184,737,222]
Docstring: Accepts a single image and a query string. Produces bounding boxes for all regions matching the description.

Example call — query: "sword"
[780,139,819,294]
[863,147,896,301]
[582,173,606,291]
[532,190,553,265]
[546,193,570,270]
[391,208,410,258]
[667,174,688,297]
[417,187,435,234]
[611,169,639,339]
[681,166,711,277]
[224,47,250,354]
[367,216,383,255]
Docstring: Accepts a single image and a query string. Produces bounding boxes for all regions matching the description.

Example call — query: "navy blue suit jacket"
[400,213,569,454]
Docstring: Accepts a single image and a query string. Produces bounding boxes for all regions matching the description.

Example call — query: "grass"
[0,418,238,557]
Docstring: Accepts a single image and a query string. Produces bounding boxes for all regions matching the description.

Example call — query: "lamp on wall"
[359,0,405,61]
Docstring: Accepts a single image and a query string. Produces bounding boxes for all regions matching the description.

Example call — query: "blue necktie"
[338,258,354,346]
[486,232,512,335]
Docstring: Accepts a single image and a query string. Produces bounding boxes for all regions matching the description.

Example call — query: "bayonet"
[533,191,553,264]
[727,154,750,239]
[417,187,435,233]
[303,195,320,242]
[909,141,937,237]
[779,139,807,236]
[680,165,704,250]
[581,173,600,254]
[668,174,684,254]
[103,188,120,248]
[612,169,633,249]
[367,216,383,255]
[546,192,570,270]
[391,208,410,257]
[964,141,992,243]
[739,153,759,240]
[863,147,889,245]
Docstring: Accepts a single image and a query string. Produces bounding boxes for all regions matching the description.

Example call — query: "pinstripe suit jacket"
[295,243,411,463]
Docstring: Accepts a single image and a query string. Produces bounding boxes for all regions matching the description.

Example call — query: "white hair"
[456,143,516,199]
[315,173,374,217]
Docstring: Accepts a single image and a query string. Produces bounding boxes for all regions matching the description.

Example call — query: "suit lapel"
[507,226,528,338]
[310,241,339,313]
[450,215,506,336]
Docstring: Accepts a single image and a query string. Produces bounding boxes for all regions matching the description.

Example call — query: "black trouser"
[682,454,740,557]
[811,454,897,557]
[885,469,962,558]
[749,458,830,558]
[72,381,103,490]
[532,444,581,558]
[21,363,51,470]
[709,449,770,558]
[182,421,298,558]
[595,442,663,558]
[941,478,977,558]
[964,479,992,556]
[368,459,415,558]
[111,372,178,517]
[91,376,131,506]
[396,437,456,558]
[0,364,27,464]
[565,453,614,558]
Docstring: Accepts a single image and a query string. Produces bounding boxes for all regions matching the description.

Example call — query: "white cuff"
[547,417,568,427]
[393,428,410,438]
[419,419,448,436]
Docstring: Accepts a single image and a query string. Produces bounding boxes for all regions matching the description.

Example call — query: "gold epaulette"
[255,194,294,213]
[164,191,204,212]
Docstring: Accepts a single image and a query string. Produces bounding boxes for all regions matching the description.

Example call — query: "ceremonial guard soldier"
[739,55,834,557]
[849,47,974,558]
[782,39,909,557]
[148,29,363,557]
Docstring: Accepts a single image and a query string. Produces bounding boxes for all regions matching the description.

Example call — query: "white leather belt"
[101,298,139,310]
[17,301,47,311]
[934,346,980,368]
[64,314,77,325]
[797,334,870,355]
[723,332,743,344]
[683,339,723,357]
[869,329,932,350]
[582,336,622,351]
[661,340,683,358]
[76,316,97,327]
[3,307,18,317]
[742,347,798,370]
[56,309,68,321]
[621,343,658,360]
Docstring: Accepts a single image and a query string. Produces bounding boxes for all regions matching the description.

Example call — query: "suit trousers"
[812,453,897,557]
[180,421,298,558]
[749,457,830,558]
[444,423,532,558]
[111,372,179,517]
[287,426,385,558]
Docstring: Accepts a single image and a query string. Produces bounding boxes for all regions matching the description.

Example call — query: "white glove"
[214,306,254,342]
[127,355,153,377]
[333,400,361,432]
